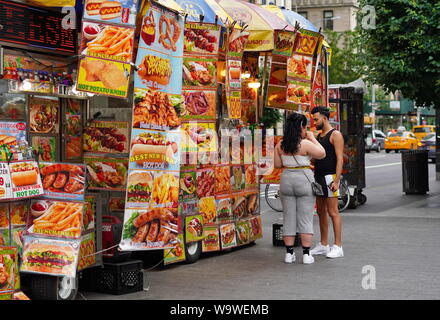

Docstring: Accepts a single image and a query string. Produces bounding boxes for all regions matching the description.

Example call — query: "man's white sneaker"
[303,254,314,264]
[326,245,344,258]
[284,252,296,263]
[310,242,330,256]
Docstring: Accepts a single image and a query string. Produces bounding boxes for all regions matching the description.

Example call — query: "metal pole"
[371,84,375,130]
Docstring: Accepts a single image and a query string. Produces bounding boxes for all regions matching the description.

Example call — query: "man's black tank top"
[315,129,337,176]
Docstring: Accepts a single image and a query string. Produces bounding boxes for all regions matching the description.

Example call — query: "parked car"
[365,129,386,152]
[412,125,435,141]
[418,133,436,162]
[384,131,419,153]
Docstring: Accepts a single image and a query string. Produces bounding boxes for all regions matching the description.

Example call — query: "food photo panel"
[26,200,84,239]
[120,207,179,250]
[39,163,86,201]
[129,128,180,171]
[28,97,59,134]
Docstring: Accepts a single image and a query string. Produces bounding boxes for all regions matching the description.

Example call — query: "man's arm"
[331,131,344,191]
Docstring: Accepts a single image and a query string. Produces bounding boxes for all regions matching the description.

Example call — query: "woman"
[274,113,326,264]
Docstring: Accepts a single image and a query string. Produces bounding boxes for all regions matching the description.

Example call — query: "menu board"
[249,215,263,241]
[328,88,340,130]
[65,99,83,161]
[286,29,324,109]
[0,247,17,295]
[273,30,296,57]
[76,0,137,98]
[180,22,220,122]
[236,219,251,246]
[121,2,184,252]
[28,97,59,134]
[129,129,180,171]
[76,50,132,98]
[38,163,86,201]
[77,232,96,271]
[84,156,128,191]
[79,23,135,63]
[266,54,298,111]
[26,200,84,239]
[83,195,96,233]
[31,136,57,162]
[21,236,80,277]
[185,214,204,243]
[225,28,249,119]
[311,49,328,110]
[9,161,44,200]
[163,233,185,265]
[202,225,220,252]
[0,163,13,200]
[0,121,27,151]
[83,121,129,154]
[220,223,236,249]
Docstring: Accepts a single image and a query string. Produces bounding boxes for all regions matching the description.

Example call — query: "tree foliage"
[356,0,440,108]
[325,30,363,84]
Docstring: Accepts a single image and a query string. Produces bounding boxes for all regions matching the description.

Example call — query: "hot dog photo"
[84,0,137,26]
[120,208,179,250]
[129,129,180,171]
[9,161,44,199]
[39,163,86,200]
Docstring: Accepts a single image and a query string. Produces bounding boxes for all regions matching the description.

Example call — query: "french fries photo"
[151,173,179,208]
[82,24,134,62]
[29,201,83,239]
[199,196,216,224]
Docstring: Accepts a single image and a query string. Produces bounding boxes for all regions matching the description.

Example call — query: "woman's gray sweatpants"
[279,169,315,236]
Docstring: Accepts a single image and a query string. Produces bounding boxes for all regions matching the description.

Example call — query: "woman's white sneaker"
[326,245,344,258]
[303,254,315,264]
[310,242,330,256]
[284,252,296,263]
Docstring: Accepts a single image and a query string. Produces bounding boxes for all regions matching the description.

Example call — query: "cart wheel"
[385,150,390,153]
[358,193,367,205]
[185,240,202,264]
[348,189,359,209]
[28,275,78,300]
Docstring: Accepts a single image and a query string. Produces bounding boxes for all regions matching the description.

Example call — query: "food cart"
[329,81,367,208]
[0,0,265,300]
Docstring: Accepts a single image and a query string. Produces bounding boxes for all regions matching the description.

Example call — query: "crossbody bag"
[292,155,324,197]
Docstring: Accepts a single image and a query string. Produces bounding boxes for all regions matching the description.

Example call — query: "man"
[310,106,344,258]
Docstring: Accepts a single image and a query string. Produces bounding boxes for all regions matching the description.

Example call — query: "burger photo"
[127,171,153,203]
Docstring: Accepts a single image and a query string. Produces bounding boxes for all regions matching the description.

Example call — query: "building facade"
[254,0,359,32]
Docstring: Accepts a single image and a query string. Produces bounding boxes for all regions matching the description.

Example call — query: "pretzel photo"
[158,14,181,52]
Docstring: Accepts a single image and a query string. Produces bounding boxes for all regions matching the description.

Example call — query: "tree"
[325,30,364,84]
[356,0,440,108]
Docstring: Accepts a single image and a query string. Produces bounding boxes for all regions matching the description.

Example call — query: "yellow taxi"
[412,125,435,141]
[385,131,419,153]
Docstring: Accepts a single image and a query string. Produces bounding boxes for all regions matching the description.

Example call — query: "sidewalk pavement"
[82,170,440,300]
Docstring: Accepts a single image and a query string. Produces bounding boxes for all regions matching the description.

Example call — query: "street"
[81,153,440,300]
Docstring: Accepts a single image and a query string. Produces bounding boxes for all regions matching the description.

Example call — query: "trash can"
[401,150,429,194]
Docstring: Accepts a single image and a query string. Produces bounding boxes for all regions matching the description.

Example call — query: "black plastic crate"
[272,224,301,247]
[88,260,144,295]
